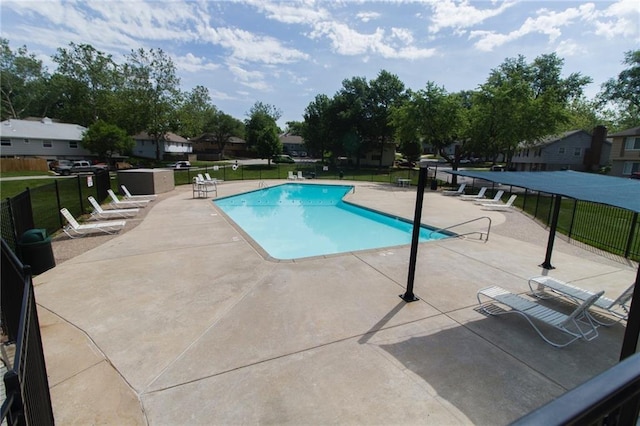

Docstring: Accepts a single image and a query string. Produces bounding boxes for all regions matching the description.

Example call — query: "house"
[511,126,611,172]
[132,131,192,160]
[280,133,306,156]
[607,126,640,178]
[190,134,248,160]
[0,117,92,161]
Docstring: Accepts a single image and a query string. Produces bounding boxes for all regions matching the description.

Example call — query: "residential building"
[280,133,306,156]
[0,117,92,160]
[511,126,611,172]
[608,126,640,178]
[190,134,248,160]
[132,131,192,160]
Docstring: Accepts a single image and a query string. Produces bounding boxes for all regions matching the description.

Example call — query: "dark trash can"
[430,179,438,190]
[17,229,56,275]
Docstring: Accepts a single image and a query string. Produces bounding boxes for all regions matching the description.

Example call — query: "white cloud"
[593,0,640,39]
[244,0,330,25]
[175,53,220,73]
[469,3,597,51]
[227,61,272,91]
[357,11,381,23]
[554,39,587,57]
[427,0,516,34]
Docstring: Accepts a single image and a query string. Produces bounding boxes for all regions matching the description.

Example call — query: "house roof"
[279,134,304,144]
[449,170,640,213]
[133,132,191,143]
[191,133,246,144]
[608,126,640,137]
[518,129,587,148]
[0,118,86,140]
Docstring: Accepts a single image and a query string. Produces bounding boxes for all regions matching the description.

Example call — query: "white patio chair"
[107,189,150,208]
[88,196,138,219]
[474,190,504,204]
[441,183,466,196]
[204,173,223,183]
[287,171,297,180]
[121,185,157,201]
[459,187,487,201]
[477,285,603,348]
[480,194,517,210]
[528,276,634,324]
[297,171,306,180]
[60,208,126,238]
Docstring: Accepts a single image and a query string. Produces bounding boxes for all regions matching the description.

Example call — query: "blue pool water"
[213,183,449,260]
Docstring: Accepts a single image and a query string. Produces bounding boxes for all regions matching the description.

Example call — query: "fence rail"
[1,239,54,425]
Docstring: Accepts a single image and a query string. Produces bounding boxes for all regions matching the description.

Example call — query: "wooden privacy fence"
[0,158,49,172]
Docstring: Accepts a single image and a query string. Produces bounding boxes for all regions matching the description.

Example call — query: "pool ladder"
[428,216,492,242]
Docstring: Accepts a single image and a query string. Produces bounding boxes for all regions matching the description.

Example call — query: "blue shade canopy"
[448,170,640,213]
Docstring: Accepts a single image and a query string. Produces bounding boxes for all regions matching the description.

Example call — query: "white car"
[168,161,191,169]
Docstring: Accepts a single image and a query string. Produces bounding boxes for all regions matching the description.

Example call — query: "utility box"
[17,229,56,275]
[117,169,174,195]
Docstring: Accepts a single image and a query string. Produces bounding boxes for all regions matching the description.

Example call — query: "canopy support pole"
[401,162,428,302]
[540,194,561,270]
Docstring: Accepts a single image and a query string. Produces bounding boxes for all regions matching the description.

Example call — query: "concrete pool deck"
[34,180,637,424]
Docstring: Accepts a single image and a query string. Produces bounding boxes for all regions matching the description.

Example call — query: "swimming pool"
[213,183,450,260]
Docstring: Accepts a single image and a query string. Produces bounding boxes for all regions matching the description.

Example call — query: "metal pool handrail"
[428,216,492,242]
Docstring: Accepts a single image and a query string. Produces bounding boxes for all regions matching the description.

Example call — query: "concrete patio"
[34,180,637,425]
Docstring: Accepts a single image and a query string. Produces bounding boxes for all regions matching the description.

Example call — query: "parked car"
[630,172,640,180]
[54,160,108,176]
[491,165,506,172]
[167,161,191,169]
[48,159,72,171]
[273,155,295,164]
[396,159,416,168]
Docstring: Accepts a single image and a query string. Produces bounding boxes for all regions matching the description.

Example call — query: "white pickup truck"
[54,160,108,176]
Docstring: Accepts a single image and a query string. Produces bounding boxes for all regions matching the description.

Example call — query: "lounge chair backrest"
[504,194,517,206]
[205,173,213,181]
[198,174,205,182]
[476,187,487,198]
[297,171,304,178]
[107,189,120,203]
[60,208,80,229]
[88,196,104,213]
[457,183,466,193]
[563,291,604,324]
[288,171,295,178]
[491,190,504,201]
[608,284,635,308]
[121,185,133,198]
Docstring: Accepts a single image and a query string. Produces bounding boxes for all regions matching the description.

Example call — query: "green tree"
[332,76,372,167]
[51,42,120,126]
[469,53,591,164]
[176,85,215,138]
[122,48,181,160]
[598,50,640,129]
[301,94,333,162]
[0,39,49,120]
[369,70,407,167]
[204,110,244,157]
[82,120,134,161]
[245,102,282,164]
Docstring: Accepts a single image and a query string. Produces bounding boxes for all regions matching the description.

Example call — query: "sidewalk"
[34,181,637,424]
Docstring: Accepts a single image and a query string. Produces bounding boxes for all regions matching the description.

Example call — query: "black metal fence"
[1,170,111,252]
[513,351,640,425]
[1,239,55,426]
[462,181,640,262]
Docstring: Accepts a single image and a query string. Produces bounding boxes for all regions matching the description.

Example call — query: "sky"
[1,0,639,129]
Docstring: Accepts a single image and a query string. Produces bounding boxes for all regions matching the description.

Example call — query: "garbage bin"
[17,229,56,275]
[430,179,438,190]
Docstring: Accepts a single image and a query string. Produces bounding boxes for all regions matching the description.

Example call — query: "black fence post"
[75,176,83,213]
[568,199,578,241]
[625,212,639,259]
[402,162,428,302]
[54,180,63,228]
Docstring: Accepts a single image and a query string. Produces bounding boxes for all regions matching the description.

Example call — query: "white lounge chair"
[60,208,126,238]
[480,194,517,210]
[477,285,603,348]
[474,190,504,204]
[297,171,306,180]
[528,276,634,324]
[107,189,150,208]
[204,173,223,184]
[121,185,157,201]
[441,183,466,196]
[193,176,217,198]
[459,187,487,201]
[88,196,138,219]
[287,171,297,180]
